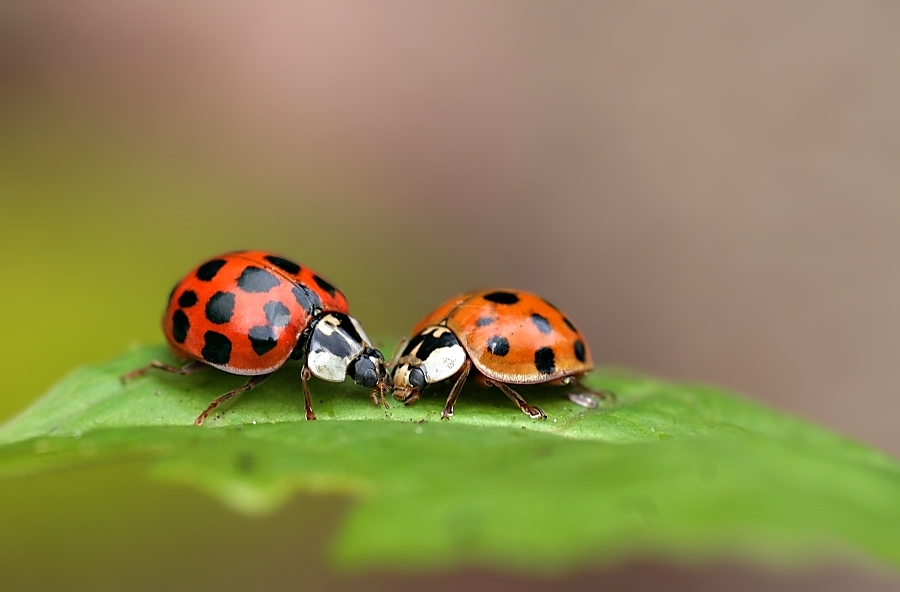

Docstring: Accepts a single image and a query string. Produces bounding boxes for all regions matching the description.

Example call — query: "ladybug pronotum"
[122,250,390,424]
[391,289,610,419]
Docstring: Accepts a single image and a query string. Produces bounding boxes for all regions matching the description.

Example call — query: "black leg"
[301,366,317,421]
[120,360,203,384]
[486,379,547,419]
[194,373,272,426]
[441,359,472,420]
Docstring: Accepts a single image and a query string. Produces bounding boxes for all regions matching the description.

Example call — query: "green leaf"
[1,345,899,573]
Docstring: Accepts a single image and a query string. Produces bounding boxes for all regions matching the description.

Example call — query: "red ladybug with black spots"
[391,289,610,419]
[122,250,390,424]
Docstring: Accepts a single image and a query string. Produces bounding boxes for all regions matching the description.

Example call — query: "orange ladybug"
[391,289,609,419]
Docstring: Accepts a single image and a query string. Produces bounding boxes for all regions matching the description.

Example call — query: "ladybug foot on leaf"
[487,379,548,420]
[119,360,203,384]
[300,366,317,421]
[564,379,617,408]
[371,388,390,409]
[193,373,272,426]
[523,405,547,420]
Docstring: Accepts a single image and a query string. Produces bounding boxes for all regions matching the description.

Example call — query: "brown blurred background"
[1,1,899,590]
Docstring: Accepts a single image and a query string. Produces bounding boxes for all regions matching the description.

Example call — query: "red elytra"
[123,250,388,425]
[162,250,348,374]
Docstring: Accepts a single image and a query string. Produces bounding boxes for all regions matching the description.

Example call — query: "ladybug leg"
[193,373,272,426]
[301,366,317,421]
[566,378,617,403]
[486,380,547,420]
[441,359,472,420]
[371,383,390,410]
[120,360,203,384]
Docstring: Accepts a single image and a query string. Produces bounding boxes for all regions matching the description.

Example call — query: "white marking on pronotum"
[407,341,423,359]
[307,314,364,382]
[308,348,350,382]
[420,344,466,383]
[425,326,452,338]
[315,314,341,336]
[392,364,414,389]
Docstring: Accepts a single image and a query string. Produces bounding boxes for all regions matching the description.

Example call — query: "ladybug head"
[348,345,391,393]
[305,313,391,405]
[390,326,466,404]
[391,362,427,403]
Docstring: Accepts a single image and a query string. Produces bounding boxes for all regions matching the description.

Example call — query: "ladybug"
[122,250,390,424]
[391,289,610,419]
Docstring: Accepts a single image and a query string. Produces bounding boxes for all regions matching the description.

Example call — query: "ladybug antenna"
[386,337,408,370]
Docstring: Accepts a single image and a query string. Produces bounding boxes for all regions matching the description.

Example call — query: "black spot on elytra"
[177,290,198,308]
[172,309,190,343]
[574,340,586,362]
[264,300,291,328]
[264,255,301,275]
[534,346,556,375]
[292,285,322,315]
[201,331,232,365]
[248,325,279,355]
[483,291,519,305]
[563,316,577,332]
[475,316,494,327]
[313,274,337,297]
[196,259,227,281]
[530,313,552,334]
[205,291,236,324]
[486,335,510,357]
[237,266,280,293]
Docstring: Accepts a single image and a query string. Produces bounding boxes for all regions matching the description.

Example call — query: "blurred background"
[1,1,899,590]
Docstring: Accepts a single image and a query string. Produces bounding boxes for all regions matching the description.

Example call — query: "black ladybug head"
[407,366,426,389]
[348,346,389,391]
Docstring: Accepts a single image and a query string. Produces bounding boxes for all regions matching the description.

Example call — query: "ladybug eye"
[408,367,426,389]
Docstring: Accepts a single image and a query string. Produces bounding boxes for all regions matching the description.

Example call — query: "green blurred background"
[2,1,900,589]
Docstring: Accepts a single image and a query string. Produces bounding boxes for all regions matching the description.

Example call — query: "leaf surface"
[1,345,898,572]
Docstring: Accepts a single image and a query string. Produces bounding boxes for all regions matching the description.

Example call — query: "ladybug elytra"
[391,289,609,419]
[122,250,390,424]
